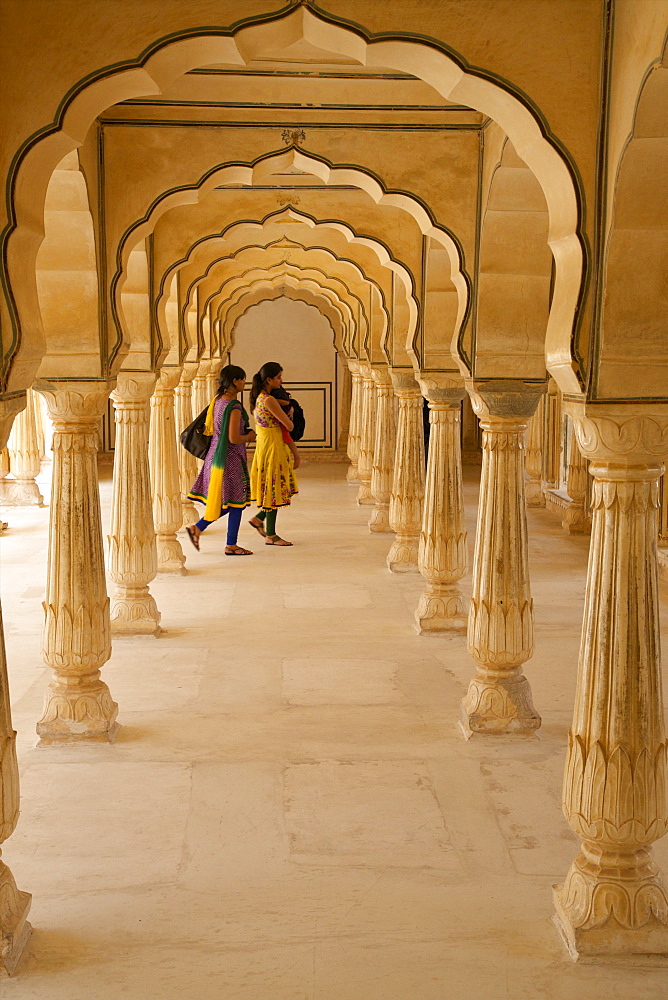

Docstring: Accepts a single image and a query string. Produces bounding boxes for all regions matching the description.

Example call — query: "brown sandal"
[225,545,253,556]
[186,525,200,551]
[248,517,267,538]
[265,535,293,547]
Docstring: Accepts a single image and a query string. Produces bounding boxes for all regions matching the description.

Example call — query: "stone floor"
[2,462,668,999]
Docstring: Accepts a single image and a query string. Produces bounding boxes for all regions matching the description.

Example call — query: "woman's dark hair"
[250,362,283,411]
[217,364,246,395]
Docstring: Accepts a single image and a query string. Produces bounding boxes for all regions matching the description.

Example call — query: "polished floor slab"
[1,463,667,998]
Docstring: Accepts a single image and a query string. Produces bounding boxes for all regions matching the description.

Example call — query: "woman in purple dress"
[186,365,256,554]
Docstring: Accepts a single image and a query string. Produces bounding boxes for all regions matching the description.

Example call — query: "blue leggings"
[195,506,243,546]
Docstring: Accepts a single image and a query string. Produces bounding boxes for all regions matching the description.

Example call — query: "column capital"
[179,361,200,384]
[369,364,392,388]
[0,395,25,451]
[35,379,114,425]
[390,369,422,396]
[467,379,544,421]
[111,372,157,405]
[564,402,668,468]
[417,373,465,406]
[155,366,182,393]
[346,357,361,376]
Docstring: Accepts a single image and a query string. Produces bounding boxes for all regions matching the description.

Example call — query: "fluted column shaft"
[192,361,210,418]
[356,363,377,505]
[0,400,32,974]
[554,410,668,959]
[109,373,161,636]
[525,395,545,507]
[562,416,590,535]
[346,360,362,484]
[36,382,118,743]
[2,388,43,506]
[149,367,186,575]
[174,362,199,527]
[206,360,220,399]
[368,366,396,532]
[415,386,468,633]
[387,371,425,573]
[461,385,542,737]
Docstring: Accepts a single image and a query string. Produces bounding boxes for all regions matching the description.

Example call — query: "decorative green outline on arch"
[109,145,463,371]
[1,1,587,394]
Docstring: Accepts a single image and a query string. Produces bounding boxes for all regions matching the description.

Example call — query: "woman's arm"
[264,394,294,431]
[228,407,256,444]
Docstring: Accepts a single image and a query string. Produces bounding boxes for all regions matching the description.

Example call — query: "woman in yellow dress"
[248,362,299,546]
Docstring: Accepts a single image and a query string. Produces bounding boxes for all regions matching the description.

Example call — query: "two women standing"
[186,361,299,552]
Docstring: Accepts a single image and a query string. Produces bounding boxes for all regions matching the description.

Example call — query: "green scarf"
[203,398,249,521]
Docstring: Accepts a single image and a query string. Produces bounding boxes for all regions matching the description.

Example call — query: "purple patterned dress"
[187,397,251,511]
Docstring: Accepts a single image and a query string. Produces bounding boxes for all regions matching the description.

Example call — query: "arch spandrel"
[35,151,101,380]
[474,137,551,382]
[596,59,668,401]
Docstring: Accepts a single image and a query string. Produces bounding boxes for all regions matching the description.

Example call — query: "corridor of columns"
[2,461,666,999]
[1,0,668,990]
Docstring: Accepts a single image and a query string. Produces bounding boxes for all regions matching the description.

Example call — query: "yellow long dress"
[250,391,299,509]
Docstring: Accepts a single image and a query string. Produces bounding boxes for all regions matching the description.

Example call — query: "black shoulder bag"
[180,405,211,460]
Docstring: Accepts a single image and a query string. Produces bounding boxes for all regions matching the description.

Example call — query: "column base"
[0,861,32,977]
[110,588,161,636]
[387,534,420,573]
[156,535,186,575]
[0,479,43,506]
[36,679,119,744]
[368,504,391,532]
[181,500,199,527]
[460,671,541,736]
[356,481,375,505]
[553,854,668,960]
[525,481,546,508]
[346,463,361,484]
[562,503,591,535]
[415,586,467,634]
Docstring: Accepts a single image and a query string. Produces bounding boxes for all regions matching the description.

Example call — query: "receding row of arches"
[1,1,667,979]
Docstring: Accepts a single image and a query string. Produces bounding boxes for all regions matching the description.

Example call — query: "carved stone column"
[415,380,468,633]
[525,395,545,507]
[109,374,161,636]
[2,388,44,506]
[387,370,425,573]
[206,360,220,399]
[553,408,668,960]
[0,398,32,974]
[149,367,186,575]
[368,365,396,532]
[356,363,377,506]
[174,362,199,527]
[461,382,542,737]
[562,416,591,535]
[192,360,210,417]
[346,359,362,484]
[337,359,352,452]
[36,381,118,743]
[542,377,563,497]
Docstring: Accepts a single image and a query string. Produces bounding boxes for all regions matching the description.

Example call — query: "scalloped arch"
[3,3,583,396]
